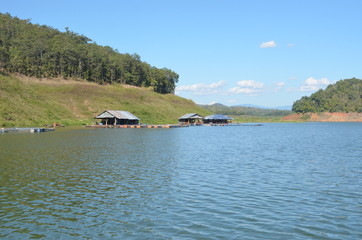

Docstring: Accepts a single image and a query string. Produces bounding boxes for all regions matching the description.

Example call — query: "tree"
[292,78,362,113]
[0,13,179,94]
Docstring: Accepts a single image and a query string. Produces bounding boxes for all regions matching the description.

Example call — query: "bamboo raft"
[0,127,55,133]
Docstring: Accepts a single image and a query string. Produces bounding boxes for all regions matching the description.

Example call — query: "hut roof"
[178,113,203,120]
[95,110,140,120]
[203,114,233,120]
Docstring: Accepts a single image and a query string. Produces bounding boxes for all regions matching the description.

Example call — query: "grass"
[0,73,211,127]
[231,115,285,123]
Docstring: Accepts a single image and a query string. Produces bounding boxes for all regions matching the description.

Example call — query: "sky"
[2,0,362,108]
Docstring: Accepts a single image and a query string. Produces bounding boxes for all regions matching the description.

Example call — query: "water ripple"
[1,124,362,239]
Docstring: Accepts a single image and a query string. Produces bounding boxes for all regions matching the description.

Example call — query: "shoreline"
[3,112,362,129]
[282,112,362,122]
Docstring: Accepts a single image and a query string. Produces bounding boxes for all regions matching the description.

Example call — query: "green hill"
[292,78,362,113]
[0,73,211,127]
[0,13,211,127]
[199,103,291,117]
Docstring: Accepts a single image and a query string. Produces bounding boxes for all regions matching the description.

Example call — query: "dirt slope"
[282,112,362,122]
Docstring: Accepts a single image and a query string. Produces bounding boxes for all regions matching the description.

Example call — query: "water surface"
[1,123,361,239]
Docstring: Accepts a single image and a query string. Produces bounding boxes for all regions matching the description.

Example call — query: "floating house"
[178,113,203,124]
[203,114,233,124]
[95,110,140,125]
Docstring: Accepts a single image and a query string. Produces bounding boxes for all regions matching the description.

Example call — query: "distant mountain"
[275,105,293,110]
[209,103,227,107]
[234,104,292,110]
[199,103,291,117]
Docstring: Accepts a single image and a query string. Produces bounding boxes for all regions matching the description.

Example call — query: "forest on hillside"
[0,13,178,94]
[292,78,362,113]
[199,103,291,116]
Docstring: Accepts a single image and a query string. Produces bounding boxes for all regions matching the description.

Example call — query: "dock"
[190,123,263,127]
[86,124,188,129]
[0,127,55,133]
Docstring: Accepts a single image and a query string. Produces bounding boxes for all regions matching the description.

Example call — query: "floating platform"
[86,124,188,129]
[0,127,55,133]
[190,123,263,127]
[86,123,262,129]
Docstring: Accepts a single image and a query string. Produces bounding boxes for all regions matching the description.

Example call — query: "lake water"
[1,123,361,239]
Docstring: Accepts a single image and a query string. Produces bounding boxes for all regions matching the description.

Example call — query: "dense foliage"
[199,103,291,116]
[0,13,178,94]
[292,78,362,113]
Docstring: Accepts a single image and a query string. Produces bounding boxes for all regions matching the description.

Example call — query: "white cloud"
[176,80,226,95]
[273,81,285,92]
[276,82,285,87]
[260,40,276,48]
[305,77,330,86]
[299,77,330,92]
[229,87,261,94]
[228,99,237,104]
[287,43,295,47]
[228,80,264,95]
[236,80,264,88]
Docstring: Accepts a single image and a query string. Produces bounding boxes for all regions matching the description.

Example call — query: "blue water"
[1,123,362,239]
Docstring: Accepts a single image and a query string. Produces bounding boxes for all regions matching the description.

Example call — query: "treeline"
[292,78,362,113]
[0,13,178,94]
[199,103,291,116]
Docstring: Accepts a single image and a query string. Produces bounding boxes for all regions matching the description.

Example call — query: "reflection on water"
[1,123,362,239]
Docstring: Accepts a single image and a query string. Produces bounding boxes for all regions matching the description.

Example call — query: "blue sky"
[2,0,362,107]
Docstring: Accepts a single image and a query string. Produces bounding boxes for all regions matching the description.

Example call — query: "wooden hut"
[95,110,140,125]
[178,113,203,124]
[203,114,233,124]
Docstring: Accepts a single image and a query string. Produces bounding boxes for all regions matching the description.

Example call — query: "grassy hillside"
[232,115,289,123]
[0,73,211,127]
